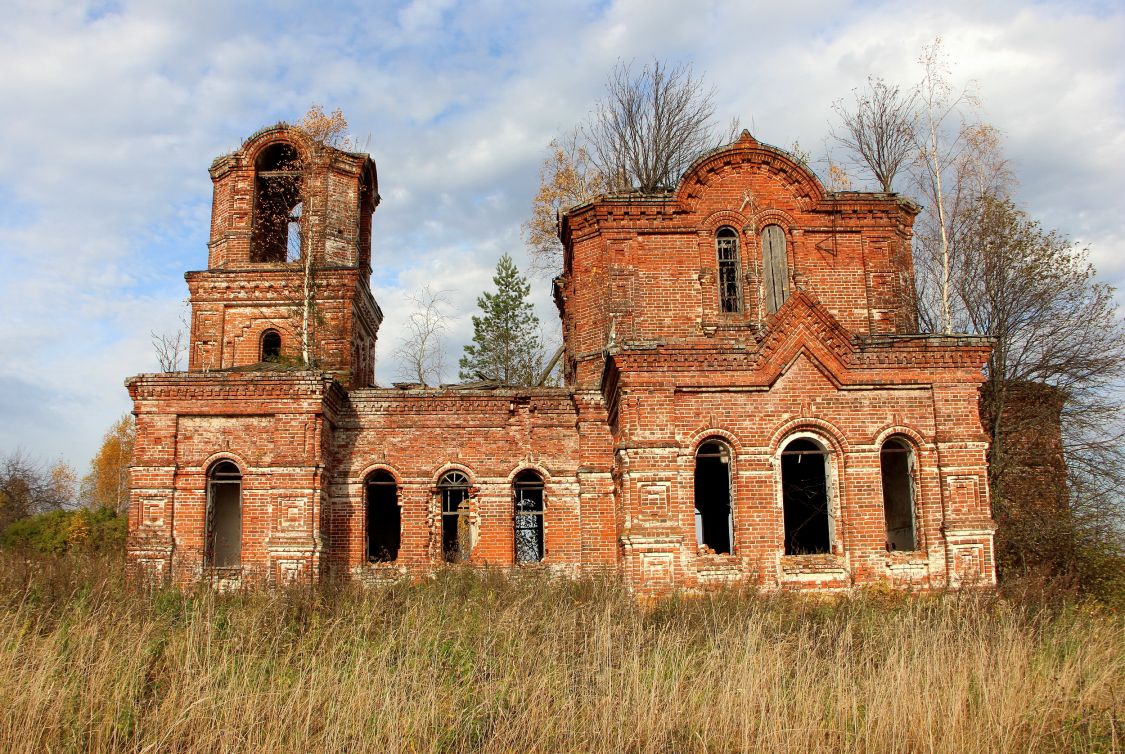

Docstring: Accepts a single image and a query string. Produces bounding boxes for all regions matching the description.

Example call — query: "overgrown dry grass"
[0,554,1120,753]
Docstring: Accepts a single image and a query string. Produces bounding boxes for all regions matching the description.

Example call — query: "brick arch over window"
[700,209,750,235]
[694,438,735,555]
[715,226,743,313]
[778,434,834,555]
[880,436,918,552]
[751,207,798,234]
[435,467,475,563]
[685,426,744,457]
[365,468,400,562]
[205,459,242,568]
[767,417,849,457]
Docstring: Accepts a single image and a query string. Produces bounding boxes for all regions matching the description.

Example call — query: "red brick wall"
[188,126,381,388]
[127,128,996,594]
[558,134,919,387]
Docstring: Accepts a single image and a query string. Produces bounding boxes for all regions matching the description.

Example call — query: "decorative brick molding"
[127,125,997,593]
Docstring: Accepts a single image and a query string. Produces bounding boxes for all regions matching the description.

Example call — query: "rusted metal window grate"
[716,227,741,313]
[514,471,544,563]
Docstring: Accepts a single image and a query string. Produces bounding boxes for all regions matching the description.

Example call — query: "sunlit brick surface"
[127,128,997,593]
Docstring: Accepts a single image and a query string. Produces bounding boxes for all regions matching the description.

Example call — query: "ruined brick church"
[126,124,997,592]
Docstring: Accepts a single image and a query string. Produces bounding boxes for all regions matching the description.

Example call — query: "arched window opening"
[286,201,303,262]
[206,461,242,568]
[694,440,734,554]
[514,470,545,563]
[716,227,742,313]
[260,330,282,362]
[780,438,831,555]
[366,471,400,562]
[251,142,303,263]
[881,438,917,551]
[439,471,471,563]
[761,224,790,313]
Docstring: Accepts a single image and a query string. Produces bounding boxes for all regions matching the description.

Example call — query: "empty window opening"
[694,440,734,554]
[781,438,831,555]
[206,460,242,568]
[716,227,742,313]
[366,471,400,562]
[761,224,790,313]
[286,201,303,263]
[881,439,917,551]
[251,142,303,263]
[439,471,471,563]
[260,330,282,362]
[514,470,545,563]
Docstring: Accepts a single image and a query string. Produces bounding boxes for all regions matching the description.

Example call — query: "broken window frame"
[205,460,242,568]
[694,439,735,555]
[513,470,545,564]
[438,470,472,563]
[779,437,834,555]
[260,329,282,362]
[716,226,742,313]
[366,470,401,563]
[251,142,304,264]
[880,437,918,552]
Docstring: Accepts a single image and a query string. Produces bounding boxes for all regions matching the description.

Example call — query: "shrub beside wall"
[0,508,125,555]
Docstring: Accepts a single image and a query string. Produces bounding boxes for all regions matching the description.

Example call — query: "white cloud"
[0,0,1121,471]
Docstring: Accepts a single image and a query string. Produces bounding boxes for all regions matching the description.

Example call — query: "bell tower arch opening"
[251,142,304,263]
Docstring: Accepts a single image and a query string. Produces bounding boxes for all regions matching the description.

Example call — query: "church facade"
[125,124,997,592]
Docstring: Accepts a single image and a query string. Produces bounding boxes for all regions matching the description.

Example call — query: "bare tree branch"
[393,285,450,387]
[831,76,917,193]
[585,59,736,194]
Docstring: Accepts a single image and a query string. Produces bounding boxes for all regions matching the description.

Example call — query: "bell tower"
[186,124,382,387]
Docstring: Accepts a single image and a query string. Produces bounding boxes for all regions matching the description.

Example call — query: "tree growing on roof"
[525,59,736,276]
[459,254,544,386]
[587,59,736,194]
[522,131,606,277]
[830,76,917,193]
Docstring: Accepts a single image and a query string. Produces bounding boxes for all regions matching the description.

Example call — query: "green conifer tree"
[459,254,544,385]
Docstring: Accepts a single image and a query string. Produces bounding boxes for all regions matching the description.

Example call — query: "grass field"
[0,554,1120,753]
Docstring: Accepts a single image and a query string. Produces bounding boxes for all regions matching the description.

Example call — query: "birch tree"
[393,285,451,387]
[912,38,981,333]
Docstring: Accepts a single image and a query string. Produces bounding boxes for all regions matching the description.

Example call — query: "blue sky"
[1,0,1123,472]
